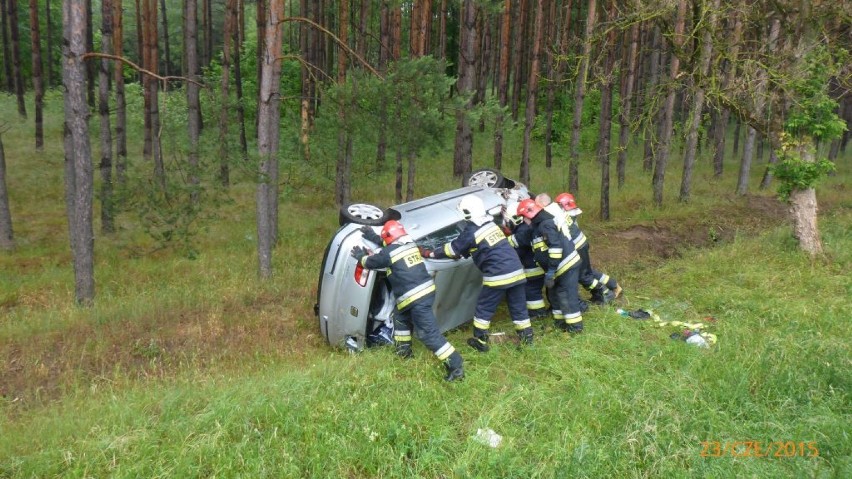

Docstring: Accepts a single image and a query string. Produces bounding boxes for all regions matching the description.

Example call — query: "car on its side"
[314,169,530,350]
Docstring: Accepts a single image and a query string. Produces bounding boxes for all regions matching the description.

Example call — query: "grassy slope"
[1,93,850,477]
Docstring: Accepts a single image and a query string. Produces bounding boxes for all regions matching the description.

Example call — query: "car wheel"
[463,168,505,188]
[339,203,388,226]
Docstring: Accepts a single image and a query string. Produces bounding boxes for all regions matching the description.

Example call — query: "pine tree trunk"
[218,0,237,187]
[0,134,13,251]
[679,0,719,202]
[598,0,616,220]
[299,0,313,161]
[63,0,95,305]
[113,0,127,185]
[519,0,544,186]
[642,25,661,172]
[790,145,823,256]
[85,0,95,108]
[375,1,390,168]
[8,0,27,117]
[452,0,476,177]
[159,0,170,76]
[29,0,45,150]
[406,149,415,201]
[736,18,779,196]
[185,0,200,204]
[652,0,686,207]
[203,0,212,67]
[44,0,54,88]
[99,0,115,234]
[509,0,527,121]
[135,0,143,82]
[143,0,163,188]
[1,1,13,91]
[544,0,573,170]
[256,0,283,278]
[569,0,596,193]
[439,0,447,59]
[493,0,511,171]
[356,0,369,59]
[617,21,638,188]
[335,0,351,207]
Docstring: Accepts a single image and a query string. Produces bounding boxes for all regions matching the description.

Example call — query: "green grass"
[1,92,850,477]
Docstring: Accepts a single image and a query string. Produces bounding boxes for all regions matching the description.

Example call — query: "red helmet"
[516,198,542,219]
[555,192,577,210]
[380,220,407,245]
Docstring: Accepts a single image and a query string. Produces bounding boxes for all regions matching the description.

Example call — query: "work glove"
[419,247,435,259]
[351,245,367,262]
[359,226,383,245]
[544,270,556,289]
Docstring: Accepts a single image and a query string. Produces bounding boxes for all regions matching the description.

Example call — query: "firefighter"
[503,206,550,321]
[352,220,464,382]
[516,198,585,333]
[554,192,622,303]
[421,195,534,352]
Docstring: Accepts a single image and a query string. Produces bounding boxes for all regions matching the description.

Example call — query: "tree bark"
[617,21,638,188]
[679,0,719,202]
[598,0,616,220]
[0,133,13,251]
[569,0,596,193]
[256,0,283,278]
[1,1,13,92]
[520,0,544,186]
[736,18,779,196]
[544,0,573,170]
[652,0,686,207]
[98,0,115,234]
[29,0,45,149]
[63,0,96,305]
[452,0,476,177]
[334,0,351,207]
[712,8,741,180]
[790,145,823,256]
[493,0,511,171]
[642,25,661,172]
[8,0,27,117]
[218,0,237,187]
[509,0,527,121]
[159,0,170,76]
[113,0,127,185]
[185,0,200,204]
[85,0,95,108]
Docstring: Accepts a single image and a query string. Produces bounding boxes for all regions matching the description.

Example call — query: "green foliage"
[770,155,836,201]
[783,46,848,142]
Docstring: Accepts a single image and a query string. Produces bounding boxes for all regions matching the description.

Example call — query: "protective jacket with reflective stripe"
[361,241,436,311]
[530,210,580,277]
[508,221,546,277]
[434,220,526,289]
[565,215,587,250]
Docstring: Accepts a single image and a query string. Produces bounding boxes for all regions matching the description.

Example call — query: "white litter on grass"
[473,428,503,448]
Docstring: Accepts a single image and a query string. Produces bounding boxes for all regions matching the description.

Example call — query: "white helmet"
[458,195,486,221]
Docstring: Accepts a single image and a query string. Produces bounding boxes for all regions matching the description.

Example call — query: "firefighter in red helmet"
[554,193,622,303]
[352,221,464,381]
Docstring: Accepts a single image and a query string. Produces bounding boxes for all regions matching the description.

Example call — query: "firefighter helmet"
[555,192,577,210]
[380,220,407,245]
[457,195,486,221]
[517,198,542,219]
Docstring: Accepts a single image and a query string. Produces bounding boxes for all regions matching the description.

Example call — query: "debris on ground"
[617,308,718,347]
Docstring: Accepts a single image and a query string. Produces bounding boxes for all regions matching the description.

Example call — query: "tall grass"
[1,91,849,477]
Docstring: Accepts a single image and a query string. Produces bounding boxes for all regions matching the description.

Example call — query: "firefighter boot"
[567,321,584,334]
[395,342,413,359]
[590,286,607,304]
[517,327,534,347]
[444,351,465,382]
[467,328,490,353]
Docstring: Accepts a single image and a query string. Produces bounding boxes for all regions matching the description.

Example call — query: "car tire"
[463,168,506,188]
[339,203,388,226]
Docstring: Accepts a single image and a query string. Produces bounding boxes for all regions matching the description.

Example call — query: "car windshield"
[415,220,468,251]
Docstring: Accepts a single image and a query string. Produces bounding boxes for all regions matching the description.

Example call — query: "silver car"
[314,169,530,350]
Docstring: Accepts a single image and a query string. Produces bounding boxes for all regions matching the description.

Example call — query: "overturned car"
[314,169,530,350]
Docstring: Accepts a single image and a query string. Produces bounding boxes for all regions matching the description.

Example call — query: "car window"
[415,220,468,251]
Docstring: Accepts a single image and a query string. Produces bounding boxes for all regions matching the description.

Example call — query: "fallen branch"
[82,53,205,88]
